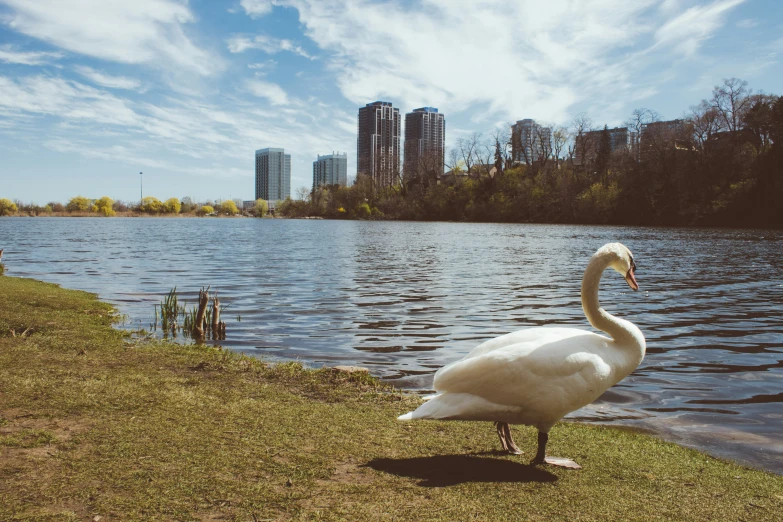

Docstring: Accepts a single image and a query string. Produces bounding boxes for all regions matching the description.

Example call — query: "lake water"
[1,218,781,473]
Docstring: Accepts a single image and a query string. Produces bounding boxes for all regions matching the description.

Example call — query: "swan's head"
[601,242,639,291]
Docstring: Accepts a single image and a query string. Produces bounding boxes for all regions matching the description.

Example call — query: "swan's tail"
[397,393,441,421]
[397,392,510,422]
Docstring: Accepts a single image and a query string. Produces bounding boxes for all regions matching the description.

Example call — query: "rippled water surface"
[1,218,781,472]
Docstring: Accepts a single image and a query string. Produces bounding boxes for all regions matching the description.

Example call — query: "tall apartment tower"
[404,107,445,182]
[357,101,401,188]
[511,119,552,164]
[255,148,291,203]
[313,153,348,190]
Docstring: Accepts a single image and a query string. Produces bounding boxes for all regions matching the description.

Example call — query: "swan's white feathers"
[421,328,629,430]
[398,242,646,434]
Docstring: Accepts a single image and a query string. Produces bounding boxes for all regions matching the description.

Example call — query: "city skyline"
[1,0,781,202]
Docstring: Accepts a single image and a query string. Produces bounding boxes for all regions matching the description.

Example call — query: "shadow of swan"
[364,454,558,487]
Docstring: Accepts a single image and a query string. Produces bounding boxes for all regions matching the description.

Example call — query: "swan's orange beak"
[625,267,639,291]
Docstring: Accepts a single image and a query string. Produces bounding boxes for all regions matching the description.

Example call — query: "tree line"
[280,78,782,228]
[0,196,270,217]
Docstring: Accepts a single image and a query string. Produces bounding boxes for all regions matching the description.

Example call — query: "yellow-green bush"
[140,196,163,214]
[0,198,18,216]
[66,196,92,212]
[93,196,115,217]
[219,200,239,216]
[164,198,181,214]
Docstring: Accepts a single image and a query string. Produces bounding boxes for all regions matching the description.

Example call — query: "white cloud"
[227,34,315,59]
[240,0,275,18]
[0,45,63,65]
[0,72,353,191]
[282,0,662,123]
[73,66,142,91]
[267,0,746,126]
[736,18,758,29]
[1,0,220,76]
[0,75,140,126]
[245,79,289,105]
[655,0,746,57]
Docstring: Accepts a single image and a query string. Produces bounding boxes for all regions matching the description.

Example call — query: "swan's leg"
[533,431,548,464]
[494,422,509,451]
[501,423,523,454]
[533,431,581,469]
[494,422,523,454]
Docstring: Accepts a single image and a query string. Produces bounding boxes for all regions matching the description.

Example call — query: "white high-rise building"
[357,101,401,188]
[404,107,445,182]
[255,148,291,203]
[313,153,348,190]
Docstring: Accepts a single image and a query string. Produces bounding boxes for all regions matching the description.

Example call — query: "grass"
[0,276,781,521]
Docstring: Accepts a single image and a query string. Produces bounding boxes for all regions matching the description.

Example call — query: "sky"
[0,0,781,204]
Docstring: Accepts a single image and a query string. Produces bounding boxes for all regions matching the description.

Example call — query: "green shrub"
[0,198,17,216]
[164,198,181,214]
[66,196,92,212]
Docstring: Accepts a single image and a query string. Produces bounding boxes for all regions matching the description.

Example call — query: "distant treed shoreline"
[0,196,270,218]
[3,78,781,228]
[278,78,781,229]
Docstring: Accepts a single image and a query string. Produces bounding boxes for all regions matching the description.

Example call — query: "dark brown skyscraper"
[404,107,445,184]
[357,101,401,188]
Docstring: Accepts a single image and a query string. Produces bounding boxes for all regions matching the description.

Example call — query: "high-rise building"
[511,119,552,164]
[574,127,639,165]
[255,148,291,203]
[404,107,445,183]
[357,101,401,188]
[313,153,348,190]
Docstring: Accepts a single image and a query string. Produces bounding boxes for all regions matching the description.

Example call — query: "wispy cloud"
[227,34,315,60]
[655,0,746,57]
[736,18,759,29]
[0,45,62,65]
[239,0,276,18]
[73,66,142,91]
[1,0,221,76]
[245,78,289,105]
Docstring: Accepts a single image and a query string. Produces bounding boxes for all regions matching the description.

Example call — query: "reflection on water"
[1,218,781,473]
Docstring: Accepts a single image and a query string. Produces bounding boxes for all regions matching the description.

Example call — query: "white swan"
[398,242,645,468]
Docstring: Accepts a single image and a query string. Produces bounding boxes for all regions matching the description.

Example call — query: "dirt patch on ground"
[0,408,92,438]
[0,408,95,521]
[328,459,376,485]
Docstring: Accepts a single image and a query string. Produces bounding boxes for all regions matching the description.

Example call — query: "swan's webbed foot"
[494,422,523,455]
[543,456,581,469]
[532,431,581,469]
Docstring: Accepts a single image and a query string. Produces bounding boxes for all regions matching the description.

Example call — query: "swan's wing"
[461,327,587,361]
[433,332,615,408]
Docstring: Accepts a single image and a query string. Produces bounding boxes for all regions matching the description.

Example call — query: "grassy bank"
[1,276,781,521]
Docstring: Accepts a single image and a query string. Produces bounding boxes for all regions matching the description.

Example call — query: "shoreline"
[1,275,781,520]
[2,213,781,230]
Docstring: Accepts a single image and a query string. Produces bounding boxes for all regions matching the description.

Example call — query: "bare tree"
[492,128,511,177]
[457,132,481,178]
[626,108,659,163]
[571,113,594,169]
[711,78,751,133]
[535,125,553,167]
[552,126,569,168]
[688,100,723,153]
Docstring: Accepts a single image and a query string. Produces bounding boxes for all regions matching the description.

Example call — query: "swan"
[398,242,645,468]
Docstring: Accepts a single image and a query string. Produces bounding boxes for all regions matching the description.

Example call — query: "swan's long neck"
[581,252,643,348]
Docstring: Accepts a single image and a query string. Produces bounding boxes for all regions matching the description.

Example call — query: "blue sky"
[1,0,781,204]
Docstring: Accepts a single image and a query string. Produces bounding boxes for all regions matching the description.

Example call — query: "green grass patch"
[1,276,781,521]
